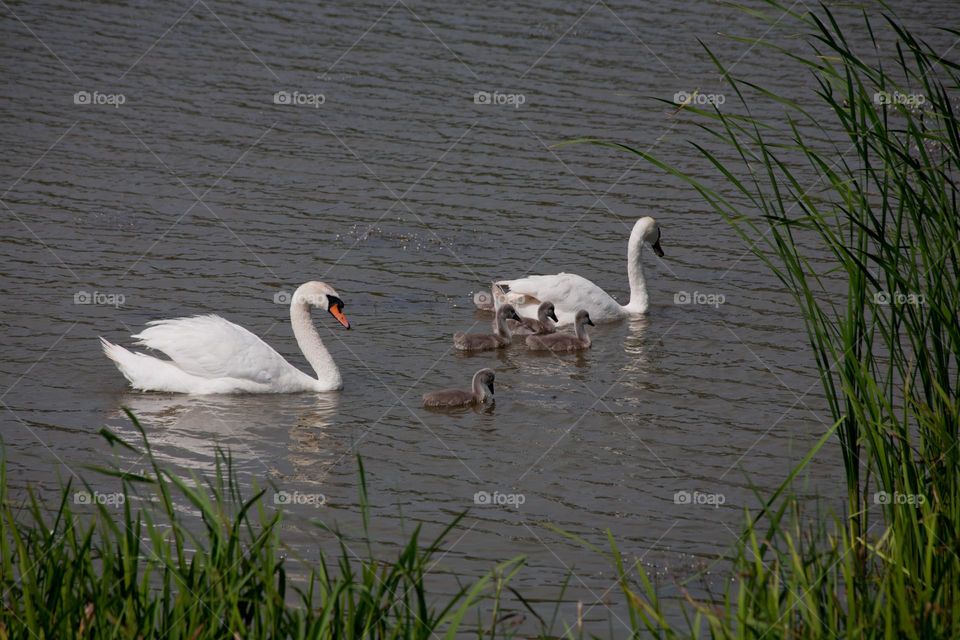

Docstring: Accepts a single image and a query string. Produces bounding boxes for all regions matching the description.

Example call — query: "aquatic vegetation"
[576,2,960,637]
[0,412,526,639]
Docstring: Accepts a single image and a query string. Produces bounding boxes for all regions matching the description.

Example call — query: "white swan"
[488,217,663,325]
[100,281,350,394]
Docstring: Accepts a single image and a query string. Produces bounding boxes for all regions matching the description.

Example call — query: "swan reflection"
[106,393,341,484]
[618,315,661,389]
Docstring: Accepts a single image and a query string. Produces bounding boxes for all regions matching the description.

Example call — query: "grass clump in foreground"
[572,2,960,638]
[0,413,527,639]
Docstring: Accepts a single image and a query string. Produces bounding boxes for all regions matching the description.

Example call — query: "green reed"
[0,411,527,639]
[567,2,960,637]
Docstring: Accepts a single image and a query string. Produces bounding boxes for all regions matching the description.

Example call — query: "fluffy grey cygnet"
[422,368,495,408]
[454,305,521,351]
[502,301,558,336]
[525,309,594,352]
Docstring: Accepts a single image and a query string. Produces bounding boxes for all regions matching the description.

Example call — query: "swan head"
[575,309,595,327]
[632,217,664,257]
[292,281,351,329]
[497,304,522,322]
[539,302,559,323]
[473,368,496,399]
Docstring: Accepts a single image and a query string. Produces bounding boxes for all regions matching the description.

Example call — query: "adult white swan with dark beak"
[101,281,350,394]
[486,217,664,324]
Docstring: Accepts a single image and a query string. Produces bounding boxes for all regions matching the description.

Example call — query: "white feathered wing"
[102,315,317,393]
[492,274,625,325]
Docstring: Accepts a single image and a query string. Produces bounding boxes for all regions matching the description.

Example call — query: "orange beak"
[329,305,350,329]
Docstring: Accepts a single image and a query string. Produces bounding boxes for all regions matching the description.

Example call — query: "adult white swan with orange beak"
[101,281,350,394]
[487,217,664,325]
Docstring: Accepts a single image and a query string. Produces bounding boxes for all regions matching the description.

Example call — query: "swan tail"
[100,338,142,384]
[489,281,540,315]
[100,337,198,393]
[473,281,527,311]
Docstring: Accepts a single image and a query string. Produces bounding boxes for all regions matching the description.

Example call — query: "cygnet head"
[540,302,559,322]
[497,304,522,322]
[575,309,595,327]
[473,368,496,398]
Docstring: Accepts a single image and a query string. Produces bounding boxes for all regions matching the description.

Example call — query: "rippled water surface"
[2,0,956,630]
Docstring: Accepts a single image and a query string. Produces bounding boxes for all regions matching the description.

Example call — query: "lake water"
[2,0,955,632]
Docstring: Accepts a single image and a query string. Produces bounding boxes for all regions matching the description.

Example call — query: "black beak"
[548,310,558,322]
[487,382,495,396]
[586,318,595,326]
[652,238,664,258]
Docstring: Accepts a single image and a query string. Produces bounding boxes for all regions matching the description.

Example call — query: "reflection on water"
[111,393,340,483]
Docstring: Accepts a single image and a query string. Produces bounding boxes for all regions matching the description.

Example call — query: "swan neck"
[539,309,554,332]
[472,373,488,402]
[626,237,649,313]
[495,312,511,338]
[291,302,341,388]
[575,320,589,341]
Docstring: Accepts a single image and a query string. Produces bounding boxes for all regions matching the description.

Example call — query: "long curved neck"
[624,233,649,313]
[539,310,555,332]
[472,374,488,402]
[494,312,511,338]
[574,320,590,343]
[291,302,341,388]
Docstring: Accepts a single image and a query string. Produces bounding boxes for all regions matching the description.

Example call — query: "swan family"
[102,217,663,405]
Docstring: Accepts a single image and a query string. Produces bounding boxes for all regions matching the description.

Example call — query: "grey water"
[2,0,955,632]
